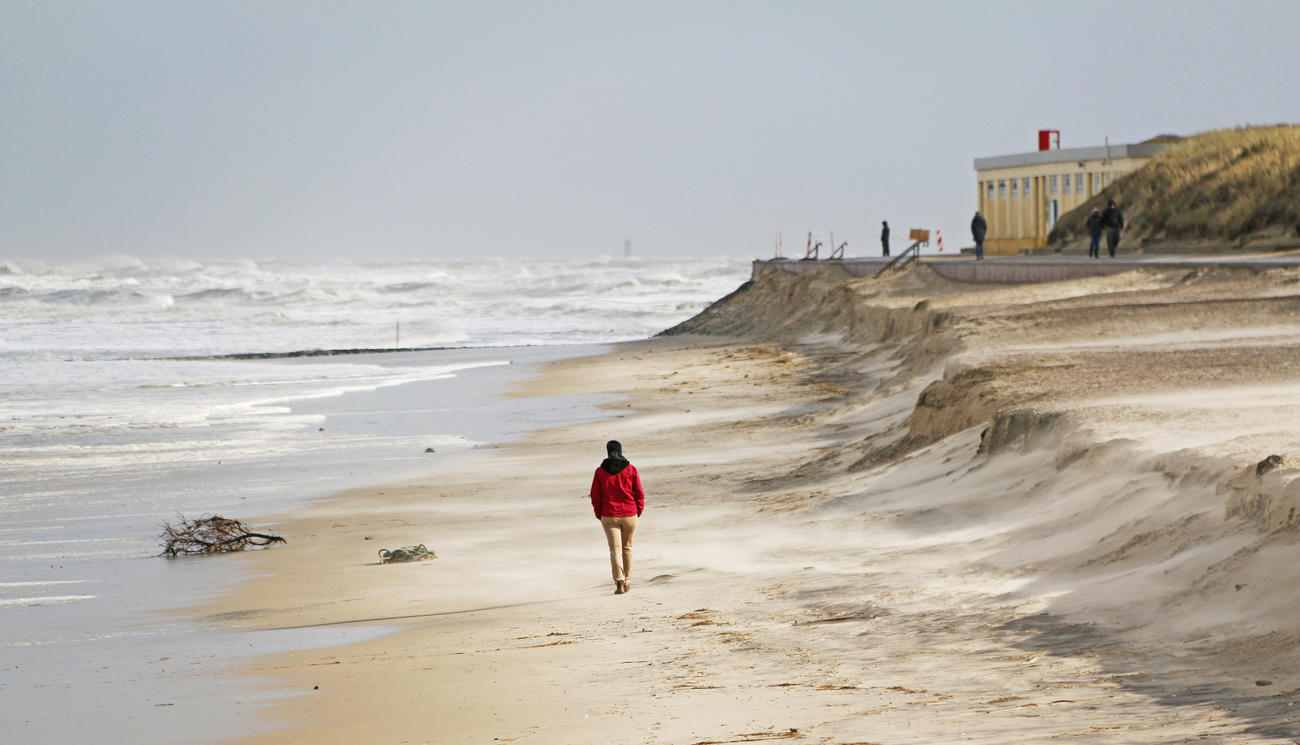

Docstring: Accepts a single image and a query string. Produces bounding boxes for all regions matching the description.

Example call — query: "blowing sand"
[199,263,1300,744]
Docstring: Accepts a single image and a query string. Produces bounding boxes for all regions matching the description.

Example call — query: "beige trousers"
[600,515,637,582]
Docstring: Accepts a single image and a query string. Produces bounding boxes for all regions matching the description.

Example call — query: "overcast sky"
[3,0,1298,262]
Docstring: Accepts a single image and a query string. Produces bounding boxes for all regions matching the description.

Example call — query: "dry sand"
[199,263,1300,744]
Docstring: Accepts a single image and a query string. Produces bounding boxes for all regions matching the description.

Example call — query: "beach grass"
[1049,124,1300,246]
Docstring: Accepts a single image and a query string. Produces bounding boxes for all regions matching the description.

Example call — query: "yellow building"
[973,139,1171,254]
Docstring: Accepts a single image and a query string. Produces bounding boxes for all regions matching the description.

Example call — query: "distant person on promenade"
[1101,200,1124,257]
[970,211,987,260]
[590,440,644,595]
[881,221,890,257]
[1085,208,1104,259]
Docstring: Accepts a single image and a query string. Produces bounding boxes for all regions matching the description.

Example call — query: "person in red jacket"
[590,440,644,595]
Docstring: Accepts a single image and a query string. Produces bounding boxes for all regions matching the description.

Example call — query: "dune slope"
[1049,124,1300,249]
[664,263,1300,734]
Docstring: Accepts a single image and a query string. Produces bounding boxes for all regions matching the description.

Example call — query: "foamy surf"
[0,594,97,607]
[0,579,96,587]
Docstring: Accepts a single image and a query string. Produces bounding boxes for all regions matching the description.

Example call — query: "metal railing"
[872,240,923,278]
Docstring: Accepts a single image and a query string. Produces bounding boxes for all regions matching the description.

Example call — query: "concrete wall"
[752,257,1285,285]
[751,258,1132,284]
[924,260,1136,283]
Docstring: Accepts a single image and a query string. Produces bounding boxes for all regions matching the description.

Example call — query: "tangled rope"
[378,544,437,563]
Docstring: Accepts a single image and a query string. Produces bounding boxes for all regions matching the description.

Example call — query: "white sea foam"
[0,537,132,548]
[0,579,96,588]
[0,550,140,562]
[0,256,746,357]
[1,257,745,499]
[0,595,97,607]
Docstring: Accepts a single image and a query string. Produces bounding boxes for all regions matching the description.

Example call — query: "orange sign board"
[909,229,930,242]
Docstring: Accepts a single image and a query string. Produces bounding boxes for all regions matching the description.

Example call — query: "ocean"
[0,255,749,743]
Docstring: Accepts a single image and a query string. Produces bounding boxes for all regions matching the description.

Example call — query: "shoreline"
[0,342,622,745]
[195,337,831,743]
[199,265,1300,743]
[0,257,756,744]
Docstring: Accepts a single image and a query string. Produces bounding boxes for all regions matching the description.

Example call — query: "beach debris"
[378,544,436,563]
[424,447,436,453]
[158,514,286,557]
[1255,454,1284,477]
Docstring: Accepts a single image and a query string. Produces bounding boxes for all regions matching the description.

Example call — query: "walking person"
[970,211,987,260]
[590,440,644,595]
[1101,199,1124,257]
[1085,208,1104,259]
[880,221,890,257]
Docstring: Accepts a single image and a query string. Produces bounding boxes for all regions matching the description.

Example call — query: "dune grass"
[1049,125,1300,246]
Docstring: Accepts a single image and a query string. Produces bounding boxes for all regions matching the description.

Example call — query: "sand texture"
[200,263,1300,744]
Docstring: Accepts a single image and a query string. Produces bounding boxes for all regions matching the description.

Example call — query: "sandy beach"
[199,262,1300,744]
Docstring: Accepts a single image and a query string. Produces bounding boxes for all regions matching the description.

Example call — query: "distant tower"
[624,238,632,257]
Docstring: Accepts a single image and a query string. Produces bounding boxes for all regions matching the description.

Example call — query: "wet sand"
[200,263,1300,744]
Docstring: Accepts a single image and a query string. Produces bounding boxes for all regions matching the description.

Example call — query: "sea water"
[0,255,749,743]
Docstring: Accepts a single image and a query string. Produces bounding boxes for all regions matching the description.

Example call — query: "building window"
[1093,173,1102,194]
[998,180,1006,199]
[1050,174,1058,195]
[1023,177,1031,195]
[1062,174,1071,194]
[987,181,994,200]
[1011,179,1018,198]
[1076,173,1084,193]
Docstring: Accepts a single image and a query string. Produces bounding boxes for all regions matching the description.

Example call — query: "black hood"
[600,456,630,474]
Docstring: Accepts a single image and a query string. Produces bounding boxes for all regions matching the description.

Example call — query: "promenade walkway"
[752,253,1300,284]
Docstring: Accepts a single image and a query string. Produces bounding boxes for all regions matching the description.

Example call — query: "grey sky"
[3,0,1298,262]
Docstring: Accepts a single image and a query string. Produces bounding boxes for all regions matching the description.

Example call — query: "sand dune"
[204,263,1300,743]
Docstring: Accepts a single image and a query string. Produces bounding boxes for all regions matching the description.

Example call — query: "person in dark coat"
[880,221,890,257]
[1085,208,1104,259]
[1101,200,1124,257]
[970,211,987,260]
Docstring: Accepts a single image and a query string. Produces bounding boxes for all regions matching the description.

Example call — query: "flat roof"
[974,142,1170,171]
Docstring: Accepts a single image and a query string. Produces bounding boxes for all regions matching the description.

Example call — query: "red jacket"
[590,460,645,518]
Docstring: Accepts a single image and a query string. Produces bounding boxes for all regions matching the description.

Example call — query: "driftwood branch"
[159,514,286,557]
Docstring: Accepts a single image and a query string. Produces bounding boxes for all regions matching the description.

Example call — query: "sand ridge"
[201,265,1300,743]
